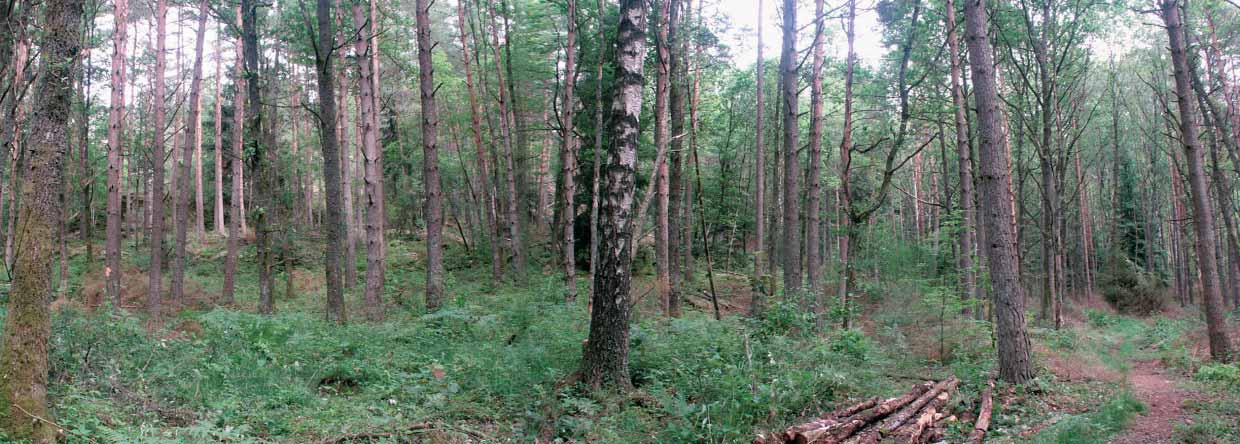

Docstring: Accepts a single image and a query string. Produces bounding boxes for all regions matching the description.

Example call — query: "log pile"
[754,377,960,444]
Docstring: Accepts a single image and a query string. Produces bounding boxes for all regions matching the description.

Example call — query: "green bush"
[1097,253,1166,316]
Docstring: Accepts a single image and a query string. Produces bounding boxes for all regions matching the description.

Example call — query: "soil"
[1111,360,1195,444]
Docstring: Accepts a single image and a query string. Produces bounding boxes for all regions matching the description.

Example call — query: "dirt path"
[1110,360,1194,444]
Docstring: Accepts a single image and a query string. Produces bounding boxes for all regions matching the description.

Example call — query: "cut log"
[791,383,932,444]
[879,377,959,433]
[783,397,880,440]
[968,379,995,444]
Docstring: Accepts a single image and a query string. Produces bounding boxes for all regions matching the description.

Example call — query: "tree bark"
[946,0,977,310]
[836,0,856,327]
[806,0,825,303]
[486,0,527,281]
[222,20,244,306]
[171,0,208,307]
[963,0,1035,383]
[353,0,386,318]
[317,0,347,324]
[654,0,672,316]
[580,0,645,389]
[559,0,579,304]
[105,0,127,309]
[415,0,444,313]
[778,0,801,294]
[588,0,606,302]
[1161,0,1232,361]
[145,0,167,316]
[751,0,766,316]
[213,25,226,235]
[0,0,82,439]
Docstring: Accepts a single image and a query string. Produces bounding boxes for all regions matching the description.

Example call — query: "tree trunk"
[222,18,244,306]
[415,0,443,313]
[654,0,672,316]
[486,0,527,281]
[751,0,766,316]
[0,0,82,439]
[588,0,606,302]
[806,0,825,303]
[836,0,856,327]
[1161,0,1232,361]
[104,0,127,310]
[669,0,686,317]
[213,26,226,235]
[353,0,385,318]
[778,0,801,294]
[171,0,207,308]
[946,0,976,310]
[559,0,579,304]
[962,0,1035,383]
[317,0,347,324]
[580,0,645,390]
[146,0,166,316]
[456,0,502,281]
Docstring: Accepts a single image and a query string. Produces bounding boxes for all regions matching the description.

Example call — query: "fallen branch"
[968,379,995,444]
[315,422,484,444]
[792,382,932,444]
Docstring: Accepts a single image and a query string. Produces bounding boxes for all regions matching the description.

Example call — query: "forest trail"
[1110,359,1195,443]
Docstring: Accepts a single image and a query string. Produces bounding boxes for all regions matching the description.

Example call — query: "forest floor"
[2,236,1239,443]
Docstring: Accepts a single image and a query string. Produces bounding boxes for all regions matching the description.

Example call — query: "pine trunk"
[317,0,347,323]
[415,0,444,313]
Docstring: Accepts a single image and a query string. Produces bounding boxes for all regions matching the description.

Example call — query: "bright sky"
[716,0,888,69]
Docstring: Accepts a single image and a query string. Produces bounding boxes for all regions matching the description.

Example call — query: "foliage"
[1098,252,1166,316]
[1030,393,1145,444]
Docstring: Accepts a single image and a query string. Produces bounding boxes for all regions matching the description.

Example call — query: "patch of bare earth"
[1111,360,1195,444]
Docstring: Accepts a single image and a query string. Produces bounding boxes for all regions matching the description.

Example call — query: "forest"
[1,0,1239,441]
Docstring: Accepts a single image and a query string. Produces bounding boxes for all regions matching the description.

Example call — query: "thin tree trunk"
[806,0,825,305]
[580,0,645,390]
[559,0,579,304]
[654,0,672,315]
[836,0,856,327]
[316,0,347,323]
[669,0,686,317]
[171,0,207,307]
[0,0,82,439]
[222,20,244,306]
[588,0,606,302]
[146,0,166,316]
[213,25,225,235]
[751,0,766,316]
[456,0,502,281]
[947,0,976,310]
[414,0,443,312]
[778,0,801,294]
[105,0,127,309]
[486,0,527,280]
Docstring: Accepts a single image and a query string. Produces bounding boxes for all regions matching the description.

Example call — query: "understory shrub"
[1098,253,1165,316]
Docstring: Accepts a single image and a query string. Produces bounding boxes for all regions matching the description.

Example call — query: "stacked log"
[967,379,995,444]
[754,378,960,444]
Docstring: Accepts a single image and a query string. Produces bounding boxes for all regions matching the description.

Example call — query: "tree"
[778,0,800,294]
[751,0,766,316]
[456,0,502,281]
[1160,0,1232,361]
[314,0,347,324]
[242,0,275,315]
[0,0,83,439]
[805,0,825,300]
[486,0,527,281]
[962,0,1035,384]
[558,0,579,304]
[580,0,646,389]
[148,0,168,316]
[945,0,976,312]
[172,0,209,307]
[213,24,226,235]
[222,8,245,306]
[354,0,385,318]
[654,0,672,314]
[416,0,444,312]
[106,0,127,309]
